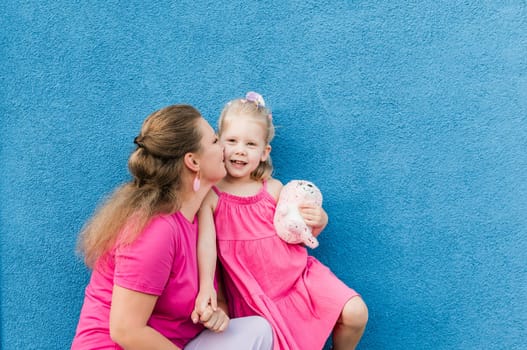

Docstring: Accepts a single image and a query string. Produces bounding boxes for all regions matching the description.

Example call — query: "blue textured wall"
[2,1,526,349]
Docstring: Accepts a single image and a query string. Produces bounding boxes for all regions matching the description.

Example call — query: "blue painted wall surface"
[1,1,526,349]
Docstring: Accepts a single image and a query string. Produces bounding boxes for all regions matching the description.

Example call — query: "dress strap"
[212,185,221,196]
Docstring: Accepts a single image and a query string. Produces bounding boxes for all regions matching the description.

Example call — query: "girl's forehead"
[222,119,266,139]
[223,115,266,130]
[223,114,265,128]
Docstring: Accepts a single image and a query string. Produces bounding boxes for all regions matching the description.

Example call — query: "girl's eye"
[213,137,219,144]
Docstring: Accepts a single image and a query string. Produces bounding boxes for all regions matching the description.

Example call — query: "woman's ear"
[184,153,200,172]
[261,144,271,162]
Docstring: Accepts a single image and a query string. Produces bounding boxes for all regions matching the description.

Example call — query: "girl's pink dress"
[212,181,359,350]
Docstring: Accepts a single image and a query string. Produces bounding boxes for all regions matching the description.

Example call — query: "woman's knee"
[233,316,273,349]
[340,297,368,329]
[244,315,273,335]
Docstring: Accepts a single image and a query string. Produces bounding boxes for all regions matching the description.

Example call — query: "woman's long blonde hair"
[77,105,202,268]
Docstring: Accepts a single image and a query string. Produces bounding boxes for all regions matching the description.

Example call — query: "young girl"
[194,93,368,350]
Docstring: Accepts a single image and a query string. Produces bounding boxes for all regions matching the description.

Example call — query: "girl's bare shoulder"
[266,177,283,200]
[202,188,219,210]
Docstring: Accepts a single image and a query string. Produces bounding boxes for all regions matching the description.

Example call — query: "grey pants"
[185,316,273,350]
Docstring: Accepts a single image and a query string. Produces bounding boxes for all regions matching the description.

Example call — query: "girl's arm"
[299,205,328,237]
[193,191,219,319]
[195,264,230,333]
[109,285,180,350]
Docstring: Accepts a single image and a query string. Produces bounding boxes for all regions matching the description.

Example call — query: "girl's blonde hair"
[218,92,275,180]
[78,105,202,268]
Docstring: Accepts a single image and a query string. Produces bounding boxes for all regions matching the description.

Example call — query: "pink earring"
[193,172,201,192]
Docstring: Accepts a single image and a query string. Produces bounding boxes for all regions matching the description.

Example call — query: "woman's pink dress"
[212,181,359,350]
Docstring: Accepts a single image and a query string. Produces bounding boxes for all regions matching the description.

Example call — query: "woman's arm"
[193,191,220,318]
[109,285,181,350]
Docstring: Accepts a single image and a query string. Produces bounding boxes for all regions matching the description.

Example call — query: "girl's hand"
[191,286,217,323]
[299,204,328,236]
[197,305,230,333]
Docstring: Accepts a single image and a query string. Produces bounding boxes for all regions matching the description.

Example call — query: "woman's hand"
[299,204,328,236]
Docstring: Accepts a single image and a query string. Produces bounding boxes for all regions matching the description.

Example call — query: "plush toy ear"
[305,236,319,249]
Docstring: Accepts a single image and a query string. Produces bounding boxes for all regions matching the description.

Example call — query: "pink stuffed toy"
[273,180,323,249]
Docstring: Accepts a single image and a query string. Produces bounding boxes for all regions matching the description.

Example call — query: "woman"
[71,105,273,350]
